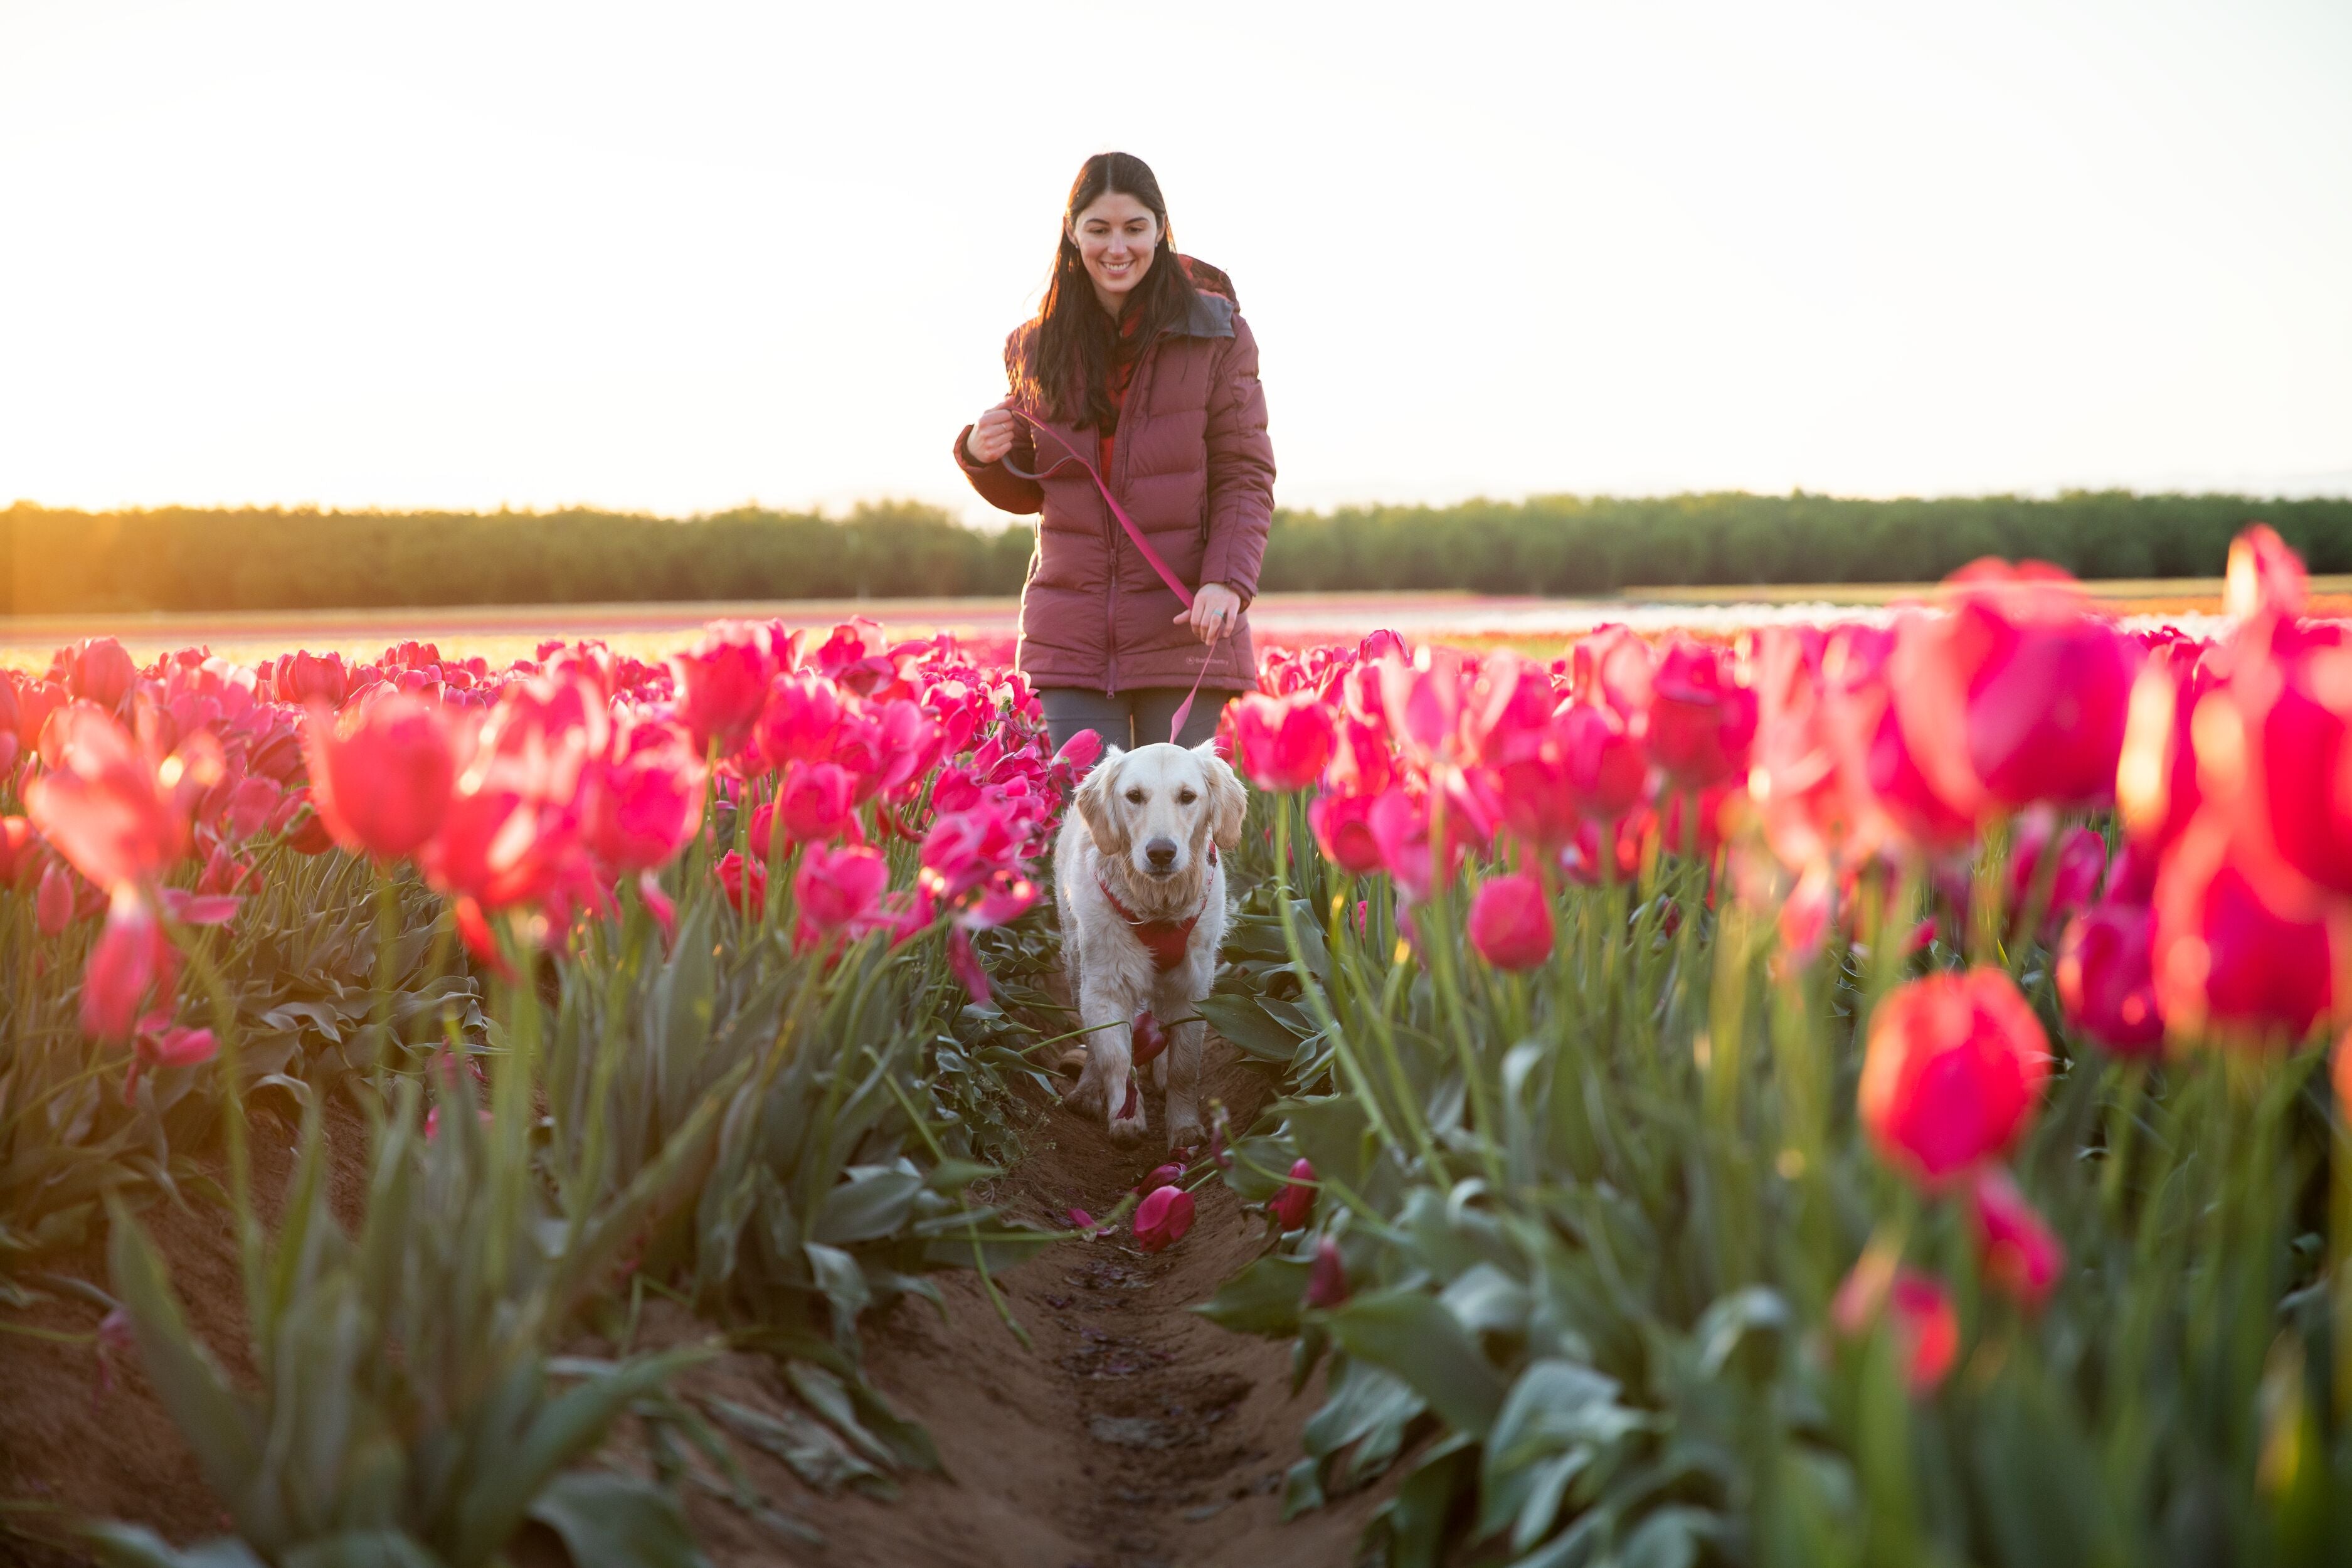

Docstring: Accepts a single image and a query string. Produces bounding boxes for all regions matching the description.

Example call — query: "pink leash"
[1004,408,1220,744]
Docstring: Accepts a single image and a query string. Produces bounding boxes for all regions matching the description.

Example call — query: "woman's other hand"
[965,407,1019,465]
[1176,581,1243,644]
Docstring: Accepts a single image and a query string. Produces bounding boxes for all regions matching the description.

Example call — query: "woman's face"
[1068,190,1158,309]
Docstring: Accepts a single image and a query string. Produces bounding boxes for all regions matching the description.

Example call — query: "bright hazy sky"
[3,1,2348,523]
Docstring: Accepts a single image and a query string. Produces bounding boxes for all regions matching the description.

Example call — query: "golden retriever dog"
[1056,739,1248,1147]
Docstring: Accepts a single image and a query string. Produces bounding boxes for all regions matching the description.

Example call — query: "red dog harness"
[1094,847,1218,973]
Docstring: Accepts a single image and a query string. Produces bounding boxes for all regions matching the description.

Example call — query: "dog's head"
[1075,740,1248,881]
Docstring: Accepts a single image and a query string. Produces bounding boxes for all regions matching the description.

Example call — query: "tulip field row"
[5,526,2352,1566]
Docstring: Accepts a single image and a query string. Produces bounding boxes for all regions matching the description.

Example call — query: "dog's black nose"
[1145,837,1178,870]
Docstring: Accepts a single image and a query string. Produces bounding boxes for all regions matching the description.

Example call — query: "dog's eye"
[1177,789,1197,805]
[1125,788,1147,804]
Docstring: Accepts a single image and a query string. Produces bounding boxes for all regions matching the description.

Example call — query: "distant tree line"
[4,490,2343,614]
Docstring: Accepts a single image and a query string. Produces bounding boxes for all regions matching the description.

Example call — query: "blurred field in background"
[8,580,2347,674]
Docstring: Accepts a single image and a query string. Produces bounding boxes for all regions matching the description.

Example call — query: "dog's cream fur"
[1055,740,1248,1147]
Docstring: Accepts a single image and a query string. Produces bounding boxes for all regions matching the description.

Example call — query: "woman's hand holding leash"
[1179,581,1241,644]
[965,407,1019,464]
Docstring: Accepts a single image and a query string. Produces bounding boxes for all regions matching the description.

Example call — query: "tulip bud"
[1832,1252,1959,1395]
[1269,1158,1316,1231]
[1968,1166,2064,1310]
[1858,967,2050,1185]
[1467,873,1555,970]
[1133,1163,1184,1196]
[1130,1009,1168,1067]
[1133,1185,1195,1253]
[1305,1236,1350,1308]
[304,694,457,862]
[36,859,75,935]
[714,851,766,921]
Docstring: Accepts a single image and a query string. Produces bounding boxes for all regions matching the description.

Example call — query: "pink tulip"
[1375,647,1468,767]
[1859,967,2050,1186]
[24,707,216,893]
[1307,790,1385,875]
[1133,1162,1185,1195]
[775,760,861,843]
[590,721,705,872]
[304,693,457,862]
[1067,1208,1096,1232]
[1269,1158,1316,1231]
[793,841,889,949]
[2056,902,2164,1054]
[36,859,76,935]
[1892,563,2139,815]
[1968,1166,2064,1310]
[0,817,36,890]
[754,670,844,770]
[2006,815,2108,940]
[1229,690,1335,792]
[1130,1009,1168,1067]
[1053,727,1105,778]
[1468,873,1555,970]
[670,622,776,753]
[83,891,176,1042]
[1649,639,1758,788]
[2242,637,2352,897]
[1367,788,1467,903]
[2151,819,2335,1046]
[2116,645,2210,858]
[53,637,139,712]
[123,1022,216,1102]
[1305,1236,1350,1308]
[1133,1184,1195,1253]
[945,925,991,1006]
[14,679,66,751]
[1323,715,1395,798]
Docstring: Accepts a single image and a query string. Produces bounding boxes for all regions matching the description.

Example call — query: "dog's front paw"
[1063,1067,1108,1119]
[1109,1103,1150,1143]
[1164,1115,1204,1153]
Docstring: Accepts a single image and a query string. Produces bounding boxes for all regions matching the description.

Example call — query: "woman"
[955,151,1274,754]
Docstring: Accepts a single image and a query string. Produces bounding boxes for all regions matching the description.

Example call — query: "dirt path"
[0,1051,1394,1568]
[658,1044,1394,1568]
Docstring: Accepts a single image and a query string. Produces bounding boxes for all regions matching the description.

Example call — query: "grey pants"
[1039,687,1231,754]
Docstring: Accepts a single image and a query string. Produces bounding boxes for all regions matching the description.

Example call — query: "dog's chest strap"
[1096,849,1216,975]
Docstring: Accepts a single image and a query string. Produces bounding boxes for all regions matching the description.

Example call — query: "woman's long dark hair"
[1019,152,1199,431]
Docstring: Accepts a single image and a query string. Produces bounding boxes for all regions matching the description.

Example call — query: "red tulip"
[589,721,705,872]
[1968,1166,2064,1310]
[1570,625,1655,721]
[1833,1254,1959,1395]
[1557,700,1648,820]
[2056,902,2164,1055]
[792,841,888,948]
[1305,1236,1351,1308]
[670,622,776,753]
[304,693,457,863]
[1133,1184,1195,1253]
[1557,810,1647,887]
[421,675,604,913]
[1308,789,1385,875]
[1893,563,2139,815]
[1367,787,1468,903]
[1468,873,1555,970]
[2151,818,2336,1046]
[715,850,766,920]
[1859,967,2051,1185]
[1269,1157,1316,1231]
[1649,639,1757,788]
[1230,690,1335,792]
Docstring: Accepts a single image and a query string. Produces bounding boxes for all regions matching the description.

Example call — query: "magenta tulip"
[1133,1184,1195,1253]
[1468,873,1555,970]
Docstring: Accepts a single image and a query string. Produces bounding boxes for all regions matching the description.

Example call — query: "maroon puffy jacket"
[954,258,1274,696]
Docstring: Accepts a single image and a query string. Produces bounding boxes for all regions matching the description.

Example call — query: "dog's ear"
[1076,748,1130,856]
[1194,740,1248,850]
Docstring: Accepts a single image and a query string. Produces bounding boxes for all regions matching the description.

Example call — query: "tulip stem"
[2100,1059,2148,1220]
